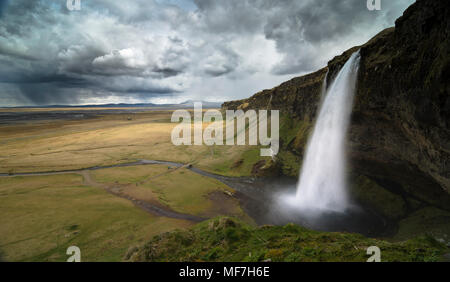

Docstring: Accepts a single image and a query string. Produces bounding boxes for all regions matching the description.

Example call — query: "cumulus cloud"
[0,0,414,106]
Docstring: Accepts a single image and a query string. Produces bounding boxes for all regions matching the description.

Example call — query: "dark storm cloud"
[12,77,177,106]
[0,44,37,61]
[259,0,412,74]
[193,0,264,34]
[203,46,240,77]
[194,0,413,75]
[0,0,414,106]
[0,0,188,105]
[17,83,78,105]
[0,0,8,17]
[0,72,88,85]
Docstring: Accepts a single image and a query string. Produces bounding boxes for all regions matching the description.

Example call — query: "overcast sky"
[0,0,414,106]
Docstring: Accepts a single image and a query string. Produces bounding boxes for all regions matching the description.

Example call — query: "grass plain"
[0,173,192,261]
[0,109,267,176]
[0,108,259,261]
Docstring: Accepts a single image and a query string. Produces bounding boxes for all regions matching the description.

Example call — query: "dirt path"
[0,159,394,237]
[0,159,260,225]
[79,171,206,222]
[0,160,237,223]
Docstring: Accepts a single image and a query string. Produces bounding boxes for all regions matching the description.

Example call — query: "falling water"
[293,51,361,212]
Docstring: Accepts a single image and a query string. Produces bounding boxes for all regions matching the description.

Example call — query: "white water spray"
[292,51,361,212]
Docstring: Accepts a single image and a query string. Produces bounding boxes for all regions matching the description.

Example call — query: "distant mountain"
[3,101,223,109]
[34,103,158,108]
[178,100,223,108]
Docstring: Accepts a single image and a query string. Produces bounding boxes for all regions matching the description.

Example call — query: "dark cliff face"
[350,0,450,212]
[222,0,450,220]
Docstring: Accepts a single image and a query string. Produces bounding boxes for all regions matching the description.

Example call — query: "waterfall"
[293,51,360,212]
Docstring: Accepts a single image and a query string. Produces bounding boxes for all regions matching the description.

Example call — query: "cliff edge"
[222,0,450,226]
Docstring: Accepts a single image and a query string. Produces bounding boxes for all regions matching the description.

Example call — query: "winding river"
[0,159,392,237]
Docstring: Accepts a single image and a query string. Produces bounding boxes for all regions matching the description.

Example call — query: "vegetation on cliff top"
[125,217,448,262]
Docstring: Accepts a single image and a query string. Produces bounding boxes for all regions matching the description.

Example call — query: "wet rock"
[222,0,450,219]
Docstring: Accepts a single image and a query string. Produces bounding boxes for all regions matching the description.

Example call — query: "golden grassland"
[0,110,267,176]
[0,109,260,261]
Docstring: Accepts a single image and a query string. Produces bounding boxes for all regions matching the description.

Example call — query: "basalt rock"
[222,0,450,217]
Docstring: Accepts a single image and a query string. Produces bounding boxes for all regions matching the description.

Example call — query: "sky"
[0,0,415,106]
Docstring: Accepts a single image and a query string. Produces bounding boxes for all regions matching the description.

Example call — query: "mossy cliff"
[126,217,448,262]
[223,0,450,229]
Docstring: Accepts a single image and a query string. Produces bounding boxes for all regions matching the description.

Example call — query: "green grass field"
[0,173,192,261]
[0,110,263,261]
[90,165,249,219]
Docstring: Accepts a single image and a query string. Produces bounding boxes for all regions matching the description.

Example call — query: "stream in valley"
[0,159,393,237]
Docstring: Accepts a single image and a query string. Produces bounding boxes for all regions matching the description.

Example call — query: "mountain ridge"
[1,100,223,109]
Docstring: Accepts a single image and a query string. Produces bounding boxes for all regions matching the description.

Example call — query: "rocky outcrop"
[222,0,450,219]
[223,67,328,121]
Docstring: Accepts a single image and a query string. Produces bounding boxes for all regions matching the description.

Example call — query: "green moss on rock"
[127,217,448,262]
[394,207,450,243]
[276,151,301,177]
[350,175,407,220]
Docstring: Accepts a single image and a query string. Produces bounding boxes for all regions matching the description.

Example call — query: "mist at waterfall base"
[257,51,389,236]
